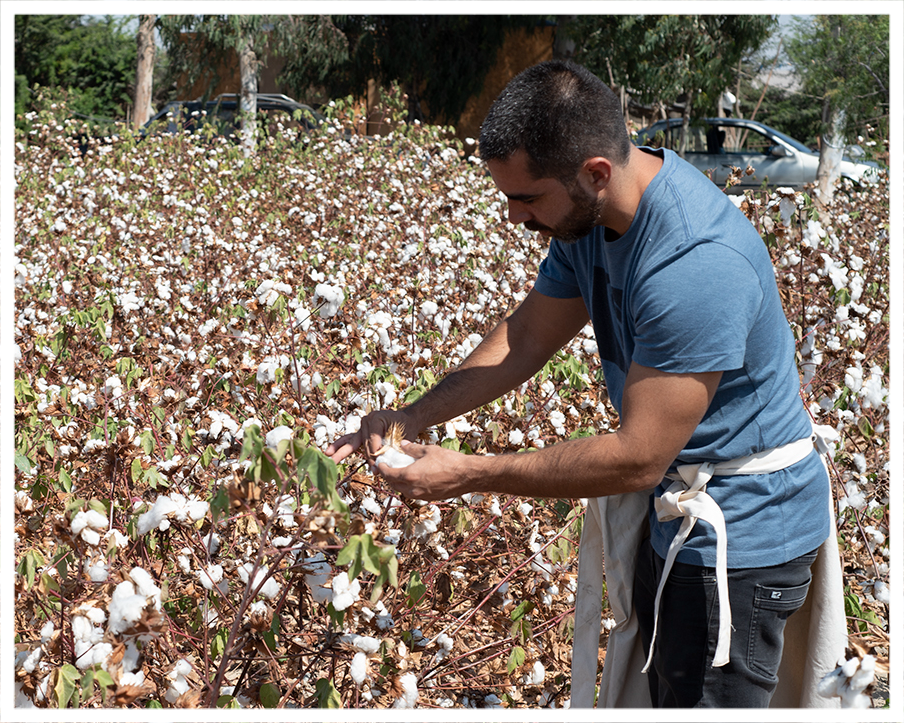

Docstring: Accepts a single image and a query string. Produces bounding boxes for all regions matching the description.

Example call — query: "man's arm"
[381,362,722,501]
[325,289,590,463]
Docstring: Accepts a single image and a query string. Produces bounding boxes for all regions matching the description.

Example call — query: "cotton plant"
[819,652,883,708]
[13,92,888,709]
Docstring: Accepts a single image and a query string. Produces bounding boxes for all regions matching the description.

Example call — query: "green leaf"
[54,663,80,708]
[314,678,341,708]
[58,467,72,493]
[451,508,473,535]
[507,645,525,675]
[510,600,535,623]
[211,627,229,659]
[92,669,115,703]
[17,549,45,589]
[210,484,230,526]
[406,571,427,608]
[217,695,240,708]
[259,682,281,708]
[15,378,36,404]
[131,458,144,485]
[140,430,156,455]
[298,445,346,515]
[15,453,33,474]
[200,444,216,468]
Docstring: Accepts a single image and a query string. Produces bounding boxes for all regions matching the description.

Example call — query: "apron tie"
[570,421,838,705]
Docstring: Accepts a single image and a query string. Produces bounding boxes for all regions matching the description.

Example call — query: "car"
[142,93,325,139]
[634,117,880,192]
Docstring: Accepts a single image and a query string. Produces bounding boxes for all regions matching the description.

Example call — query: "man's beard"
[525,187,605,244]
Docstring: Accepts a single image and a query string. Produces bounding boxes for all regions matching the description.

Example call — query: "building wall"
[176,24,558,138]
[455,25,556,140]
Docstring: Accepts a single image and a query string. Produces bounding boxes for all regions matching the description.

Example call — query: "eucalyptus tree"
[133,14,156,128]
[571,15,776,155]
[157,15,348,157]
[786,15,890,206]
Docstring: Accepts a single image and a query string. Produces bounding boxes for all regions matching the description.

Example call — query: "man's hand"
[324,409,419,465]
[374,441,475,501]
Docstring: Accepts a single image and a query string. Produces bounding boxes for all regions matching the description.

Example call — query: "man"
[326,60,842,708]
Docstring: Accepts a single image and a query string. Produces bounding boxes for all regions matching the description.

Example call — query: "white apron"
[570,425,847,708]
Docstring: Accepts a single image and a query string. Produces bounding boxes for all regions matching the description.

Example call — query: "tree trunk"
[815,103,846,209]
[813,22,848,209]
[133,15,156,129]
[553,16,576,60]
[678,90,694,158]
[239,41,258,158]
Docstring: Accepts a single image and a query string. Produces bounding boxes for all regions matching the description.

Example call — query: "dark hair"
[479,60,631,182]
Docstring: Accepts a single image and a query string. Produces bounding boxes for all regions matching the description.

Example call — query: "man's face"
[486,149,604,243]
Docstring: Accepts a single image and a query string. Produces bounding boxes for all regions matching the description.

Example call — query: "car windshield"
[639,120,815,156]
[757,125,812,153]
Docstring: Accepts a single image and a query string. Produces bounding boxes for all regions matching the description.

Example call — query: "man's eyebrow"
[503,192,539,202]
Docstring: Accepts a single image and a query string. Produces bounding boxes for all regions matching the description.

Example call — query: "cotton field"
[13,94,889,709]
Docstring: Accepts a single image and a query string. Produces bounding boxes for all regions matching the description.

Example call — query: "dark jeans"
[633,536,817,708]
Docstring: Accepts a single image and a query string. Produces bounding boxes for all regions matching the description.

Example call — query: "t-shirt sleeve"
[631,242,764,373]
[533,240,583,299]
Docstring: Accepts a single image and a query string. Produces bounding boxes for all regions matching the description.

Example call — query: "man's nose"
[507,200,532,225]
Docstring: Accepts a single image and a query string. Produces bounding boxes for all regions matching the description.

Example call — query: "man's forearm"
[403,290,590,434]
[403,320,547,432]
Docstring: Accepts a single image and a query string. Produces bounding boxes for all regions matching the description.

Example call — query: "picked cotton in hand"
[376,446,415,468]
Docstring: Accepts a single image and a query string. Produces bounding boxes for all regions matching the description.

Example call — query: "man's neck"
[601,147,663,237]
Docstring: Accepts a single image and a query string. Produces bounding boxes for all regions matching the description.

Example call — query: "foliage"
[785,15,890,140]
[156,15,349,104]
[14,15,138,125]
[572,15,776,119]
[326,16,542,124]
[13,90,889,708]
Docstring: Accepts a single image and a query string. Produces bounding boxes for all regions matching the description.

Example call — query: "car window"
[643,124,709,153]
[719,126,772,154]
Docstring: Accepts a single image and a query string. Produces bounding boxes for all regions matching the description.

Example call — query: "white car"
[635,117,880,192]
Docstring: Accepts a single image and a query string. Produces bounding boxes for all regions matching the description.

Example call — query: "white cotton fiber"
[350,652,368,686]
[392,672,419,708]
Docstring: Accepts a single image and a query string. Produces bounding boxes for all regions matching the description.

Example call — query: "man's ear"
[581,156,613,192]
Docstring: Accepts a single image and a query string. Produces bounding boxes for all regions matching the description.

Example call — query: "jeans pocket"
[747,578,812,680]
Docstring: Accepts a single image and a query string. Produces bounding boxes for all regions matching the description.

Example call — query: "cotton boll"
[71,508,109,545]
[523,660,545,685]
[350,651,368,686]
[265,425,294,447]
[314,283,345,318]
[343,634,381,654]
[304,553,332,604]
[107,582,149,635]
[376,446,416,468]
[392,672,419,708]
[873,580,890,605]
[238,562,281,599]
[87,560,109,582]
[331,571,361,611]
[198,564,224,591]
[165,658,193,703]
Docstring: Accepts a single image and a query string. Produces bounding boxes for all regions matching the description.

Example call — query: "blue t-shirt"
[533,148,829,567]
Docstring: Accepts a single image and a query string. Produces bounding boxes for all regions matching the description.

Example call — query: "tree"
[326,16,542,124]
[571,15,775,155]
[157,15,349,156]
[133,14,156,128]
[14,14,137,124]
[786,15,890,207]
